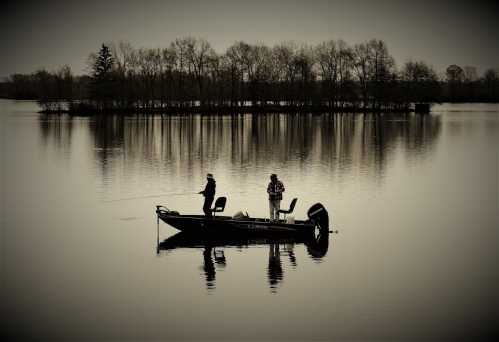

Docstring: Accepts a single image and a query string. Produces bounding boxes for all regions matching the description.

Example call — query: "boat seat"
[277,198,297,220]
[211,196,227,216]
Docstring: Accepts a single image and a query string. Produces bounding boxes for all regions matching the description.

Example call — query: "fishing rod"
[104,191,249,203]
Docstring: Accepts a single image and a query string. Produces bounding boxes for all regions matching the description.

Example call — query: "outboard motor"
[307,203,329,232]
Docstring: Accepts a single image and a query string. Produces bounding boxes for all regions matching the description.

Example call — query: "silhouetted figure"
[267,174,285,222]
[267,244,283,293]
[199,173,216,218]
[203,246,216,289]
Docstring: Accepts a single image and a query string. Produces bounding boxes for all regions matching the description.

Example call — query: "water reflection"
[306,230,329,261]
[157,232,329,293]
[38,114,75,153]
[201,247,227,290]
[268,244,283,293]
[285,243,297,268]
[38,113,442,181]
[202,246,216,290]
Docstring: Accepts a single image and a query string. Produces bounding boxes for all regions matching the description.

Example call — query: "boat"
[155,197,330,237]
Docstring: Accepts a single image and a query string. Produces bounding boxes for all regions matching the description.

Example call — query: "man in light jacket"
[267,174,285,222]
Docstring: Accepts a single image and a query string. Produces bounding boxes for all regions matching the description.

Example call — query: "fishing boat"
[155,197,330,237]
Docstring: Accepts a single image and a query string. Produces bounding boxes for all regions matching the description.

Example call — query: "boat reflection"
[157,231,330,293]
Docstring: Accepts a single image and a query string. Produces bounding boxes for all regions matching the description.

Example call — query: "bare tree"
[446,64,464,101]
[336,41,354,107]
[35,69,57,111]
[293,44,315,106]
[111,41,135,109]
[369,39,395,110]
[161,47,177,107]
[226,41,254,106]
[173,38,192,107]
[252,44,274,106]
[483,68,498,101]
[186,38,215,106]
[206,52,225,106]
[446,64,464,82]
[401,60,439,105]
[273,41,298,105]
[136,48,159,109]
[463,66,478,82]
[224,45,243,107]
[316,40,354,108]
[55,65,73,111]
[352,42,372,109]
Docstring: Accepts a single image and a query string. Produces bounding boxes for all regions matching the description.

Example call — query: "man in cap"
[267,174,285,222]
[199,173,216,218]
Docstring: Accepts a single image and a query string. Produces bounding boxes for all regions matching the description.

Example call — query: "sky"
[1,0,498,78]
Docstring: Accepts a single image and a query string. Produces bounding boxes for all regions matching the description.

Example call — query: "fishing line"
[104,191,249,203]
[103,192,198,203]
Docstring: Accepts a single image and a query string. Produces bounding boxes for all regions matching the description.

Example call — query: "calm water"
[1,100,498,341]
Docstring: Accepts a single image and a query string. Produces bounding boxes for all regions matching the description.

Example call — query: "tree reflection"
[38,113,442,182]
[38,114,75,153]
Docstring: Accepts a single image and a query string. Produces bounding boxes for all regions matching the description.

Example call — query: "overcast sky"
[1,0,498,78]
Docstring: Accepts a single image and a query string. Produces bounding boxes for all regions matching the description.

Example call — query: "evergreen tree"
[89,44,116,110]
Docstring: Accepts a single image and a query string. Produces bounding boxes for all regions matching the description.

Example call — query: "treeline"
[1,38,498,113]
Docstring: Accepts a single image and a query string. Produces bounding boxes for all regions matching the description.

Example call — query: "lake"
[1,100,497,341]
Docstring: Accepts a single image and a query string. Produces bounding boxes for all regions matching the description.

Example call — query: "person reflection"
[267,244,283,293]
[202,246,216,290]
[158,232,331,292]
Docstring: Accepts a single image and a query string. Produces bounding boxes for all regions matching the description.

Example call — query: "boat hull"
[158,213,316,237]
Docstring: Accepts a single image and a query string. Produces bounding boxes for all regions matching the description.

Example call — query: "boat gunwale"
[158,212,314,228]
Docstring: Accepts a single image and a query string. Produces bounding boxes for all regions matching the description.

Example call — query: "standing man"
[267,174,285,222]
[199,173,216,218]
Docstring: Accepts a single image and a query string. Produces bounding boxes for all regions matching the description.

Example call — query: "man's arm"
[199,184,207,195]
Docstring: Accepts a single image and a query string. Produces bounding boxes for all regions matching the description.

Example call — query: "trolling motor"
[307,203,330,232]
[156,205,180,216]
[156,205,170,215]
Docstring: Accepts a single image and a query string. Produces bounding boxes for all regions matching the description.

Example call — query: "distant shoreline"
[1,38,497,117]
[37,104,422,116]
